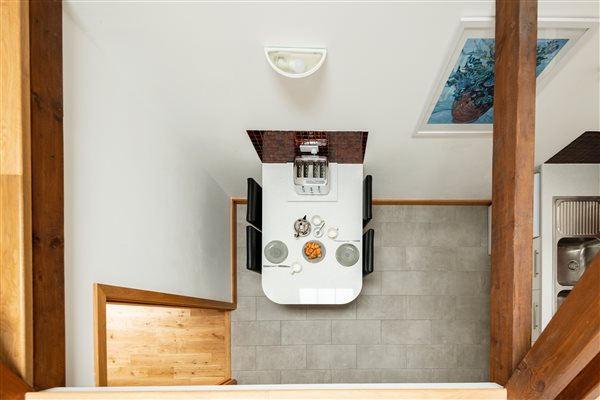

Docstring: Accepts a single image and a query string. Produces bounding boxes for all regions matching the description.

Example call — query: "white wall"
[539,163,600,329]
[63,11,232,386]
[64,1,600,200]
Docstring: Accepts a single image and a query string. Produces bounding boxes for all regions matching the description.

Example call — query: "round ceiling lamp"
[264,47,327,79]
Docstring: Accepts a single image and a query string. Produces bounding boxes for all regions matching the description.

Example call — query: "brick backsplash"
[246,130,368,163]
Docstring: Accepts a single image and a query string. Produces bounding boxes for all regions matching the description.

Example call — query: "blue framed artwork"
[416,19,593,136]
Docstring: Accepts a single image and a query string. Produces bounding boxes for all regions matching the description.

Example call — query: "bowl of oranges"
[303,240,325,263]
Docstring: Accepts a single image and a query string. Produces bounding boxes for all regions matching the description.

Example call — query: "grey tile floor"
[232,205,490,384]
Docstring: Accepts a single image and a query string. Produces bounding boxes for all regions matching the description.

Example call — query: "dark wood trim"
[0,361,34,400]
[489,0,537,385]
[373,199,491,206]
[28,0,65,390]
[96,284,235,311]
[506,255,600,399]
[555,352,600,400]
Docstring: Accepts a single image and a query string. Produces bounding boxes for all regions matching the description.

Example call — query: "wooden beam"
[0,0,33,386]
[489,0,538,385]
[29,0,65,389]
[506,255,600,399]
[0,361,34,400]
[555,352,600,400]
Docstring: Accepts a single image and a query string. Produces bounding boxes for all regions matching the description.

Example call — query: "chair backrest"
[363,175,373,228]
[246,225,262,274]
[363,229,374,276]
[246,178,262,230]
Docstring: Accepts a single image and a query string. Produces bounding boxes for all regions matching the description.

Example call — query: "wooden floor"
[106,304,230,386]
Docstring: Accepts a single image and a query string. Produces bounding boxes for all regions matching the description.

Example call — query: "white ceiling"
[64,1,600,199]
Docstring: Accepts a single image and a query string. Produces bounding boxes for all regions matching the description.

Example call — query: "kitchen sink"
[556,237,600,286]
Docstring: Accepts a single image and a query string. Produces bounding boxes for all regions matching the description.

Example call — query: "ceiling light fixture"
[264,47,327,79]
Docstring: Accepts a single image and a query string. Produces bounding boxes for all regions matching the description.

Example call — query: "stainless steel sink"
[557,237,600,286]
[553,197,600,312]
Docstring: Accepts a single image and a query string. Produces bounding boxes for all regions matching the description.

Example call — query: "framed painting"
[415,18,597,137]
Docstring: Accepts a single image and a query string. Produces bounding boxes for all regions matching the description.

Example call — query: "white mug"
[291,263,303,275]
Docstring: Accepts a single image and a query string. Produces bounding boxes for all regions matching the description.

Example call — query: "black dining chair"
[363,175,373,228]
[246,225,262,274]
[246,177,262,230]
[363,229,374,276]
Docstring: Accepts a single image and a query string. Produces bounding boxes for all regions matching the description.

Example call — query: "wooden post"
[29,0,65,389]
[490,0,538,385]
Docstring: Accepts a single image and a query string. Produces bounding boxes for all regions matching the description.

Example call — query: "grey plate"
[264,240,289,264]
[336,243,359,267]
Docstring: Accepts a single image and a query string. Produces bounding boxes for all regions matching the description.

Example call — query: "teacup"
[311,215,323,226]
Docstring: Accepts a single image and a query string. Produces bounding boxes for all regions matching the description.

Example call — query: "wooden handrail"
[506,253,600,399]
[96,284,235,310]
[555,352,600,400]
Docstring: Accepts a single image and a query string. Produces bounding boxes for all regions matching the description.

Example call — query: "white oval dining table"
[261,162,364,304]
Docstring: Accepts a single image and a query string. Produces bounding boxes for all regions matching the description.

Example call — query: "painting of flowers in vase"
[427,38,567,125]
[416,20,593,136]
